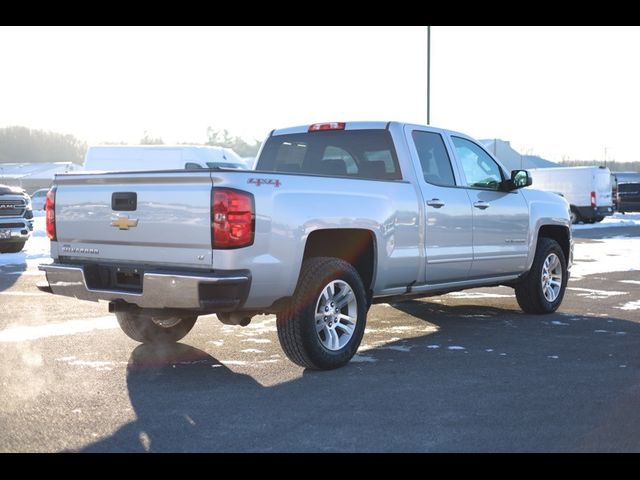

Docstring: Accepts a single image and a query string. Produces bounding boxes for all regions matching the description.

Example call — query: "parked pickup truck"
[38,122,573,370]
[0,184,34,254]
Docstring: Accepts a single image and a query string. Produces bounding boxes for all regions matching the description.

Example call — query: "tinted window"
[619,183,640,194]
[257,130,401,180]
[412,131,456,187]
[322,146,357,174]
[452,136,503,190]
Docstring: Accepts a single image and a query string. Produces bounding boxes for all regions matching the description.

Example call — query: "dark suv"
[613,172,640,214]
[617,182,640,213]
[0,184,34,253]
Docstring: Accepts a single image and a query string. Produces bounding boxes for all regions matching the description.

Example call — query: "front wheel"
[116,309,197,344]
[277,257,367,370]
[515,238,568,314]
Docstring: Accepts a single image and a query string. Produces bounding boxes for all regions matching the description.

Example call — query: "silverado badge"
[111,215,139,230]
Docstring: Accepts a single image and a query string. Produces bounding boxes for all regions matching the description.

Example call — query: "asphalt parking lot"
[1,224,639,452]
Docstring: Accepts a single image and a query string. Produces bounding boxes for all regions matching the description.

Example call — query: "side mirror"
[505,169,532,190]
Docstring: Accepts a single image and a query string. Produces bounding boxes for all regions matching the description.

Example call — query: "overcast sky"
[1,26,638,162]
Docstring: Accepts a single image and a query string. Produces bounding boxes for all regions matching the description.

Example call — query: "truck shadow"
[82,301,640,452]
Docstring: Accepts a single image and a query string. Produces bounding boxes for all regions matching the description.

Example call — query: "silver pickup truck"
[38,122,573,370]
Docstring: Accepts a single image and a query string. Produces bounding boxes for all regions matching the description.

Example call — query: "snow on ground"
[572,212,640,229]
[616,300,640,311]
[0,316,117,342]
[570,237,640,278]
[0,212,51,268]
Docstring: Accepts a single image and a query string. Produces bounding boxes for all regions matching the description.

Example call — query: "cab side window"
[412,131,456,187]
[452,137,503,190]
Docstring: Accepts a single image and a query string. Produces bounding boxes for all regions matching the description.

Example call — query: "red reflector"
[45,187,56,241]
[590,191,596,208]
[212,188,254,248]
[308,122,346,132]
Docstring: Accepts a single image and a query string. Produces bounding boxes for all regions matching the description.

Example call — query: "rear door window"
[412,131,456,187]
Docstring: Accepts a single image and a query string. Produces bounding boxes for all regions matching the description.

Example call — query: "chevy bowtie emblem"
[111,215,139,230]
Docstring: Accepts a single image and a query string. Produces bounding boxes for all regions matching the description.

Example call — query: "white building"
[0,162,79,193]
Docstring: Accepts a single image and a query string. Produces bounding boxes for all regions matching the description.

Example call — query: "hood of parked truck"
[0,184,27,196]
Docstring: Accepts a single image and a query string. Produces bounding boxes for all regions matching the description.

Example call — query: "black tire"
[0,242,26,254]
[116,309,197,344]
[594,216,605,223]
[515,238,568,314]
[277,257,368,370]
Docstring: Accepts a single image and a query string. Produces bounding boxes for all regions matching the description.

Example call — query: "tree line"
[0,126,262,165]
[560,160,640,173]
[0,126,87,164]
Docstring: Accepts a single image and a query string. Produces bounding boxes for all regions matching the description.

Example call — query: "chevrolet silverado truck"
[38,122,573,370]
[0,184,34,253]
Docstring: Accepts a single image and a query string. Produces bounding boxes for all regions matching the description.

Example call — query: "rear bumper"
[576,205,613,220]
[37,263,250,311]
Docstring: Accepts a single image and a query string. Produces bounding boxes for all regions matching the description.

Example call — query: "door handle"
[426,199,445,208]
[473,201,489,210]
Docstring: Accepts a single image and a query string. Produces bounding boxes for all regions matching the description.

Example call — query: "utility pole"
[427,26,431,125]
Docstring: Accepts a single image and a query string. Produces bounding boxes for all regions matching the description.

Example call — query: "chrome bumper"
[0,220,32,241]
[38,263,250,310]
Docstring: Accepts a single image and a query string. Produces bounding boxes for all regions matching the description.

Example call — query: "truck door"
[448,136,529,278]
[405,127,473,284]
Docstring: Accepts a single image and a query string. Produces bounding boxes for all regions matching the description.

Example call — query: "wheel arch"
[302,228,376,293]
[535,224,571,266]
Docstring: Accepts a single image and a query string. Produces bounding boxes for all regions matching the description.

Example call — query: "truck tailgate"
[54,171,213,268]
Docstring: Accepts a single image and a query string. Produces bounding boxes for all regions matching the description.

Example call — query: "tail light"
[45,187,56,240]
[212,188,254,248]
[590,191,596,208]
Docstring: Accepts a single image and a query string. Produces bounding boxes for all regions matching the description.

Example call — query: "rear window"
[256,129,402,180]
[619,183,640,193]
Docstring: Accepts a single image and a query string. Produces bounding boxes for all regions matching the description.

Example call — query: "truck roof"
[271,121,464,138]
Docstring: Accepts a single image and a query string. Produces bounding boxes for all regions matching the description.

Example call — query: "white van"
[528,166,613,224]
[83,145,247,172]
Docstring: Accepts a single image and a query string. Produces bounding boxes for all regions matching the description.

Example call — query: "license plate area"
[115,267,142,289]
[0,229,11,239]
[84,264,144,292]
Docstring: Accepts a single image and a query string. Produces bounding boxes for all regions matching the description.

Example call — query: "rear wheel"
[0,242,26,254]
[277,257,367,370]
[515,238,568,314]
[116,309,197,343]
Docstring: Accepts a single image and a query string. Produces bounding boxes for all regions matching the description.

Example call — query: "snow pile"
[0,214,51,268]
[573,212,640,230]
[571,237,640,278]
